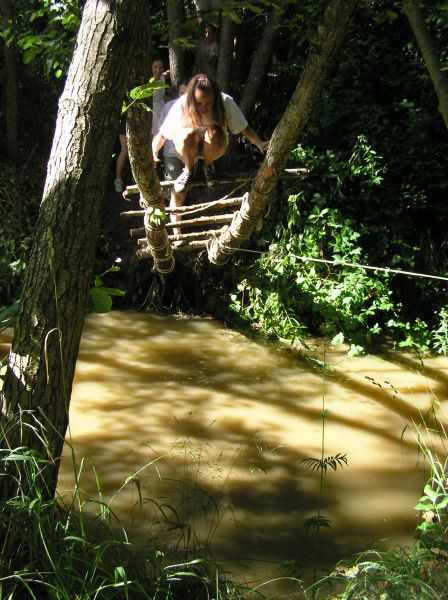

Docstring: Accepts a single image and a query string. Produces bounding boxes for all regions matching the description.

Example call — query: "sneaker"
[174,167,193,193]
[203,165,218,188]
[114,179,124,193]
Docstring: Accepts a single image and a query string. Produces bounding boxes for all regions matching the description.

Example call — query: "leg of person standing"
[164,155,186,240]
[114,117,128,193]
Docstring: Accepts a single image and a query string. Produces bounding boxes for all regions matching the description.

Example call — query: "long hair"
[185,74,226,128]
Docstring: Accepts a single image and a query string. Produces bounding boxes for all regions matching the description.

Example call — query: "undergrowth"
[0,423,278,599]
[312,409,448,600]
[0,163,41,308]
[230,137,448,355]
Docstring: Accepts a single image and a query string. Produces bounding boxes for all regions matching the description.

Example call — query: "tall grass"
[310,392,448,600]
[0,422,270,599]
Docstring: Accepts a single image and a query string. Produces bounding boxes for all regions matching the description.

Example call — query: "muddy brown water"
[2,310,448,597]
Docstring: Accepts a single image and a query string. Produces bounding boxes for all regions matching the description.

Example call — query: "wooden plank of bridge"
[123,168,309,261]
[122,168,308,200]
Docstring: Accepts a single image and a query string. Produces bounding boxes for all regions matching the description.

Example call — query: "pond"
[2,310,448,597]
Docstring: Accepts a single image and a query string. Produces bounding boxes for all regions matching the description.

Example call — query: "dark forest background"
[1,0,447,355]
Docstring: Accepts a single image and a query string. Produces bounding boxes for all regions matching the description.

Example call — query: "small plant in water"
[312,407,448,599]
[88,264,126,313]
[299,337,348,592]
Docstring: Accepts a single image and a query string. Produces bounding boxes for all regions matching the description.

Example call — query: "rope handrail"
[217,246,448,282]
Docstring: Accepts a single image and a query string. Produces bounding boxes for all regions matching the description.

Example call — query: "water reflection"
[2,311,448,596]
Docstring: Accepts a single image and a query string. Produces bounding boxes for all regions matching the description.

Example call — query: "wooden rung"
[120,195,243,219]
[136,247,152,260]
[131,225,226,240]
[173,240,208,252]
[169,228,226,241]
[124,173,253,197]
[165,213,233,230]
[170,196,243,214]
[137,239,209,251]
[123,167,309,198]
[131,214,232,238]
[129,222,228,239]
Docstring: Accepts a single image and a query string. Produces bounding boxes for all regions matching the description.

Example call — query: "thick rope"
[206,229,235,265]
[154,257,175,274]
[228,193,252,241]
[143,208,174,271]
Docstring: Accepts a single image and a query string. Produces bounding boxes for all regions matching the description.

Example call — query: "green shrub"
[230,135,448,353]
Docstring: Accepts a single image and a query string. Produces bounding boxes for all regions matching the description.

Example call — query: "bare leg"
[170,190,186,238]
[203,126,227,166]
[172,129,203,193]
[115,134,128,190]
[176,129,202,169]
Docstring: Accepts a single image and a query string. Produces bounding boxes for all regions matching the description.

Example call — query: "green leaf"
[303,515,331,531]
[63,536,89,545]
[100,287,126,297]
[23,46,38,64]
[0,301,19,325]
[436,497,448,509]
[89,288,113,314]
[129,79,168,100]
[114,566,127,582]
[423,484,438,502]
[414,501,433,511]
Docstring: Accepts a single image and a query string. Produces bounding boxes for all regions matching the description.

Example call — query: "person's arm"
[242,126,270,152]
[152,131,166,163]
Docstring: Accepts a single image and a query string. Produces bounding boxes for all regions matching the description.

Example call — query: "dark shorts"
[164,155,184,181]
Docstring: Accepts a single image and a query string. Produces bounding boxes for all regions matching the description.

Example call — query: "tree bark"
[1,0,19,160]
[216,14,235,93]
[232,22,248,99]
[0,0,149,502]
[238,9,282,118]
[208,0,360,265]
[403,0,448,129]
[126,8,175,275]
[166,0,188,90]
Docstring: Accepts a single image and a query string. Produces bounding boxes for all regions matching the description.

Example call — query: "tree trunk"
[238,9,282,118]
[1,0,19,160]
[0,0,149,502]
[126,9,175,274]
[232,22,248,98]
[208,0,360,265]
[403,0,448,129]
[216,14,235,93]
[166,0,188,90]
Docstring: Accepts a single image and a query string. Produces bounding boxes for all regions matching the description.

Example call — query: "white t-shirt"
[160,92,248,141]
[159,100,183,159]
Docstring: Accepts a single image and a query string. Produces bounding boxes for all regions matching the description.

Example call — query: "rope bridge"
[120,168,308,271]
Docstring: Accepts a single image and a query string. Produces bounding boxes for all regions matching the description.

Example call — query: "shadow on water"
[3,311,448,596]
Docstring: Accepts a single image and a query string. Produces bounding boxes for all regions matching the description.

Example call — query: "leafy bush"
[4,0,82,79]
[230,136,448,353]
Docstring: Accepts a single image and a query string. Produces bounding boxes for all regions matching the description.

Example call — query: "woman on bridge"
[152,74,270,195]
